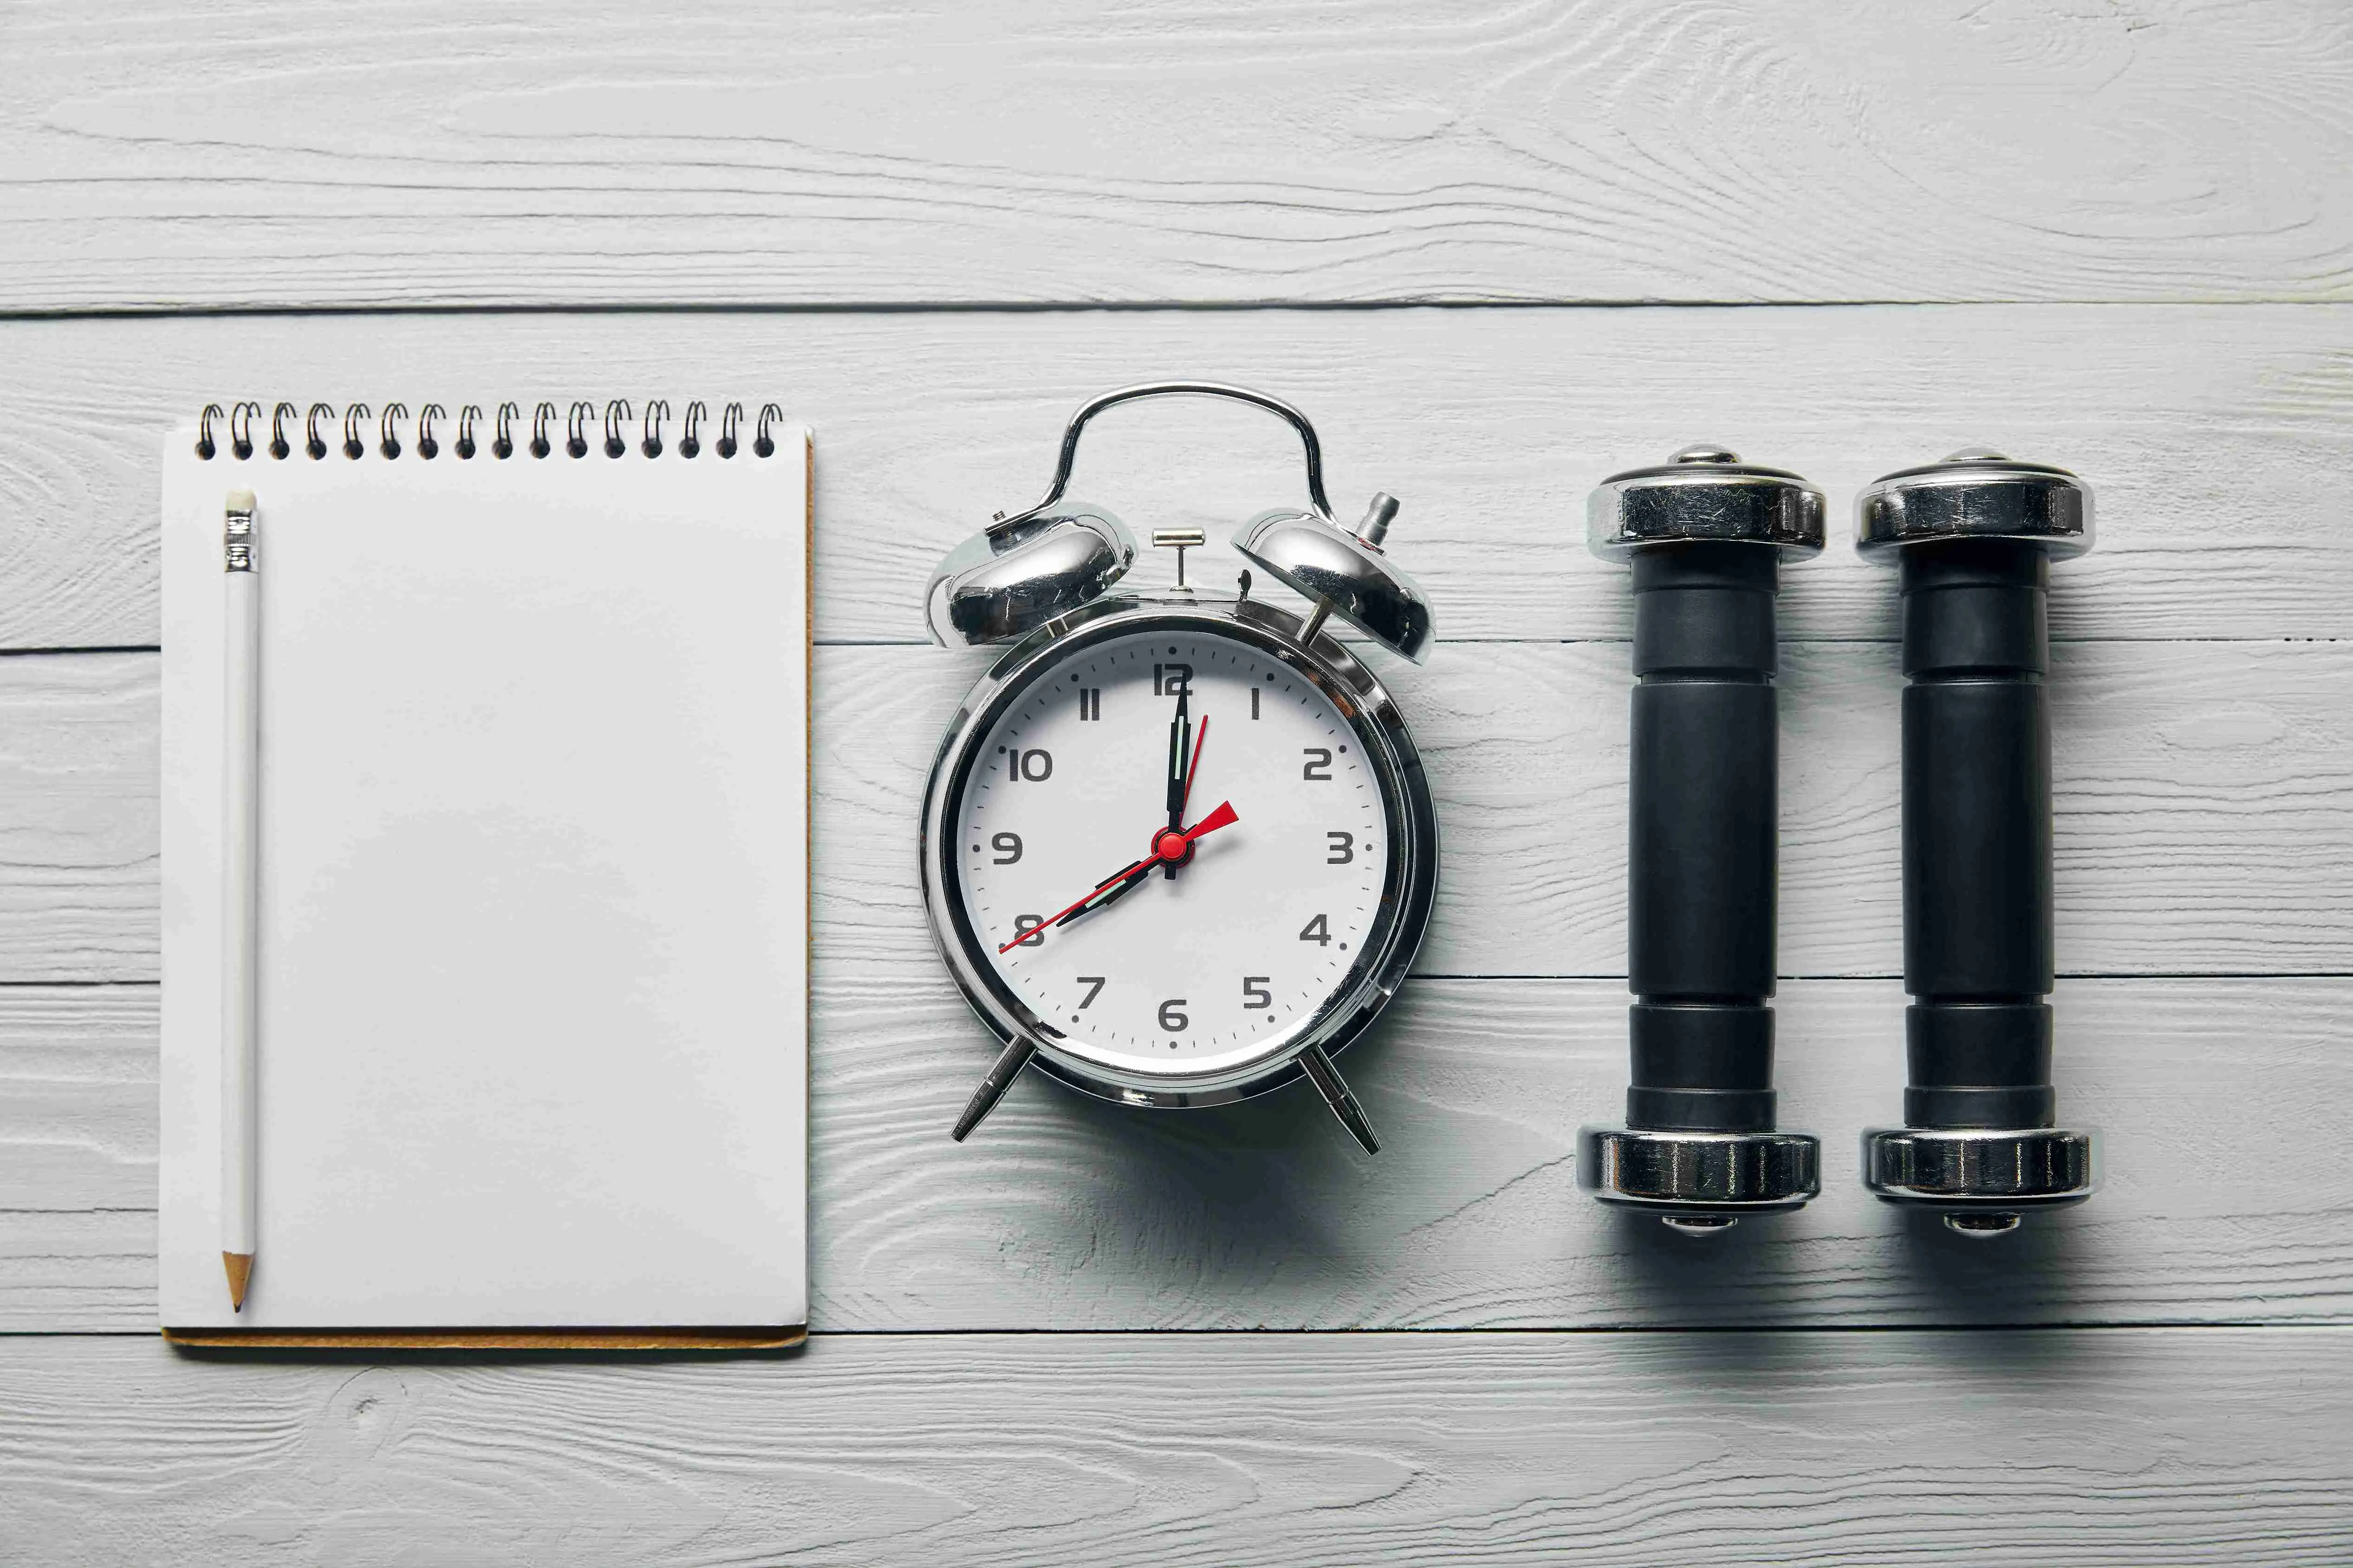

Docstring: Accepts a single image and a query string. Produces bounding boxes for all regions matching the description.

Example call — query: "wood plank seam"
[10,305,2353,649]
[10,977,2350,1332]
[9,641,2352,982]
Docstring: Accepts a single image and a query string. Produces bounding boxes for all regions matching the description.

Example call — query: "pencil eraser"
[226,488,257,512]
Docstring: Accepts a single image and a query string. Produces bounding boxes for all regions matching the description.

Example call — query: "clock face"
[949,624,1393,1081]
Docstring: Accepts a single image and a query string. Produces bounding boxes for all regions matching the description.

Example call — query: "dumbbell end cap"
[1856,449,2095,560]
[1588,447,1826,562]
[1577,1127,1821,1224]
[1860,1126,2099,1223]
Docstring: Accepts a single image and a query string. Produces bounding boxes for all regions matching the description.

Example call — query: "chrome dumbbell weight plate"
[1859,1127,2099,1236]
[1580,1127,1821,1233]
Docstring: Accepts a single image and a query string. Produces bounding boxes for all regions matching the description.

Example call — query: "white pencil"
[220,489,260,1311]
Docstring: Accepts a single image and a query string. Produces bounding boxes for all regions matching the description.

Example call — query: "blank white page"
[158,423,809,1335]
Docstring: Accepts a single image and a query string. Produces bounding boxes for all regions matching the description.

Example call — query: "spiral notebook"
[157,399,812,1348]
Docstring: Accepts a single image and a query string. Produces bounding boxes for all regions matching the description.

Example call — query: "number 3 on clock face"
[933,616,1430,1098]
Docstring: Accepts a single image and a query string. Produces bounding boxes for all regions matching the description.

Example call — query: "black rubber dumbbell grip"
[1625,544,1780,1134]
[1899,539,2057,1131]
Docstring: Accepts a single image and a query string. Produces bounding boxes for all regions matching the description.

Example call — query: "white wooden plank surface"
[1,1331,2348,1566]
[0,655,157,983]
[9,975,2351,1334]
[811,641,2353,980]
[5,3,2348,1558]
[5,1,2351,311]
[0,986,154,1334]
[6,306,2353,651]
[6,641,2347,984]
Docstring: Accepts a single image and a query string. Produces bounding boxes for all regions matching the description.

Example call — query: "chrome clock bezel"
[918,592,1440,1110]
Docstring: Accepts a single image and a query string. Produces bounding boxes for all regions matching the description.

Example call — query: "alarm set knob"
[1232,492,1435,664]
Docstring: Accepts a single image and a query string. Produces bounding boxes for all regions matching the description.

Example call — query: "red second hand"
[1171,799,1237,848]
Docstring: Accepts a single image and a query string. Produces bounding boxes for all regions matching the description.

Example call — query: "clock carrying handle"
[990,382,1336,533]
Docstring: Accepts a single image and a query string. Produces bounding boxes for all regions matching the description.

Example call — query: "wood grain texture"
[0,655,157,983]
[806,974,2353,1332]
[4,0,2351,311]
[0,984,156,1334]
[1,1331,2349,1566]
[3,6,2345,1551]
[9,976,2351,1333]
[5,641,2345,985]
[7,306,2353,650]
[811,640,2353,980]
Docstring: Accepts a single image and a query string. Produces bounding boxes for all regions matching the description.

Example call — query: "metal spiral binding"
[192,400,783,460]
[229,402,260,460]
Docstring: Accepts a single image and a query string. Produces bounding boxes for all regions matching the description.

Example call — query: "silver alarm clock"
[918,382,1441,1153]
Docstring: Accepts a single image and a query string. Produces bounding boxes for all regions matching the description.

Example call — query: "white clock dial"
[953,628,1389,1078]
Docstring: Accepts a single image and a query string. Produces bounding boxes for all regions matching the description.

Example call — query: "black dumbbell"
[1856,449,2101,1236]
[1576,446,1823,1233]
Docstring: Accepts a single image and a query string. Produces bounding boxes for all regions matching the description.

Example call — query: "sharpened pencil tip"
[223,1252,253,1312]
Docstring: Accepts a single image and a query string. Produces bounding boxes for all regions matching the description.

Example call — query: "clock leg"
[1299,1043,1381,1155]
[952,1037,1037,1142]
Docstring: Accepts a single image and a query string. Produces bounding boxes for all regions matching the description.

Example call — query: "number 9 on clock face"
[922,609,1438,1108]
